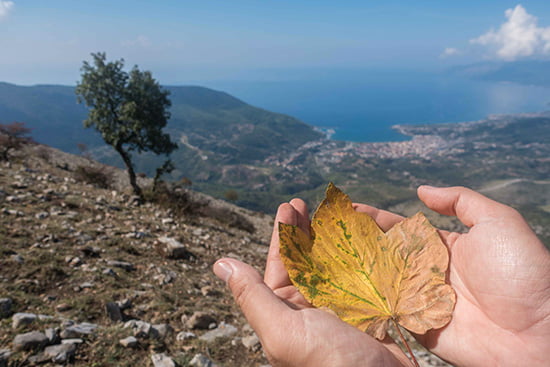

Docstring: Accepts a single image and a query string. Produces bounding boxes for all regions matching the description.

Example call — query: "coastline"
[303,110,550,163]
[319,110,550,145]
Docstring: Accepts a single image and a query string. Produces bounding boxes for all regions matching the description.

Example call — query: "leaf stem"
[392,319,419,367]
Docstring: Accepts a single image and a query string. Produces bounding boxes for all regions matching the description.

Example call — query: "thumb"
[213,258,290,338]
[417,185,519,227]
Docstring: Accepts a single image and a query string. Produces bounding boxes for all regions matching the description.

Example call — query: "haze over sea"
[205,69,550,142]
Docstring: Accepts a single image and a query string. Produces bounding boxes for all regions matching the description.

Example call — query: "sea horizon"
[2,69,549,145]
[203,70,550,143]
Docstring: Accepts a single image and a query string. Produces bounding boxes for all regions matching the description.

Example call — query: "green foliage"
[75,52,177,197]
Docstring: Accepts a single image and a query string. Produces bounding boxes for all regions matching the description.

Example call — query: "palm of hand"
[419,215,550,366]
[264,199,413,367]
[270,191,550,367]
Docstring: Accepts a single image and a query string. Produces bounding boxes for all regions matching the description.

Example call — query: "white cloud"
[0,1,14,20]
[121,35,152,48]
[471,5,550,61]
[440,47,460,58]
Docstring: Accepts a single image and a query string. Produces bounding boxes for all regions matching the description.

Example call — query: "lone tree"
[76,52,177,198]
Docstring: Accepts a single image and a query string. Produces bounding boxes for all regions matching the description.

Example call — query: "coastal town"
[268,112,550,171]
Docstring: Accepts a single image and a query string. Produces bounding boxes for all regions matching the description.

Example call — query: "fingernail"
[214,261,233,283]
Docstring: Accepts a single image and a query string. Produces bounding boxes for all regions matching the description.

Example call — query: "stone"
[27,353,51,364]
[189,353,218,367]
[151,353,176,367]
[119,336,138,348]
[0,349,11,367]
[13,331,48,351]
[200,286,218,297]
[61,338,84,344]
[12,312,37,329]
[80,282,94,289]
[0,298,12,319]
[157,236,194,259]
[79,246,101,258]
[37,314,53,321]
[161,218,174,225]
[152,268,178,285]
[134,321,153,338]
[2,208,22,216]
[242,323,254,334]
[60,323,98,338]
[176,331,196,342]
[107,260,135,271]
[123,319,139,329]
[102,268,117,276]
[77,234,94,244]
[124,320,156,338]
[242,333,261,351]
[35,212,49,219]
[105,301,123,322]
[56,303,71,312]
[45,328,60,344]
[199,322,238,343]
[152,324,173,340]
[116,298,132,310]
[69,257,82,267]
[10,254,24,264]
[43,343,77,363]
[185,312,216,330]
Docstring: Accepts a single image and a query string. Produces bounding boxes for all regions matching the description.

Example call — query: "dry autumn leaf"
[279,183,456,341]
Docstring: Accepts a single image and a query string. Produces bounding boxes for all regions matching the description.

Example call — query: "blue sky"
[1,1,550,85]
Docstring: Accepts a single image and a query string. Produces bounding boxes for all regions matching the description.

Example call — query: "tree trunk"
[115,145,142,199]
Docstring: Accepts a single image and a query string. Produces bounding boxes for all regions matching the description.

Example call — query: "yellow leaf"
[279,183,456,340]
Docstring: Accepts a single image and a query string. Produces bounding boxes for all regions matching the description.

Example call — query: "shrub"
[224,189,239,202]
[0,122,34,161]
[144,182,196,218]
[73,165,113,189]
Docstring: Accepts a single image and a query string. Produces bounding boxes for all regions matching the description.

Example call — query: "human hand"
[213,186,550,367]
[354,186,550,366]
[214,198,413,367]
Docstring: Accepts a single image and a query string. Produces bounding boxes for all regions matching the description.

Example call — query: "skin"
[213,186,550,367]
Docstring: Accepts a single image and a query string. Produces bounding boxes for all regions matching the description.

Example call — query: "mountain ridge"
[0,82,548,244]
[0,82,323,162]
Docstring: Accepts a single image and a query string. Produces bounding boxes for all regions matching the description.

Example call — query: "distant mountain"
[448,60,550,87]
[0,82,101,152]
[0,81,323,179]
[166,86,323,164]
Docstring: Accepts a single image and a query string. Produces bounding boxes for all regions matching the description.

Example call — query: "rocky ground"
[0,144,451,366]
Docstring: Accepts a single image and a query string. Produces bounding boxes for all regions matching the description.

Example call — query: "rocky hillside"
[0,144,451,366]
[0,143,274,367]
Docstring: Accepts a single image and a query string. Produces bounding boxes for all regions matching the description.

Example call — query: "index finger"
[353,203,404,232]
[264,199,309,290]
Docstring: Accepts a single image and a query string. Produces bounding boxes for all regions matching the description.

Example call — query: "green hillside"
[0,83,102,151]
[167,86,323,163]
[1,83,548,245]
[0,83,323,162]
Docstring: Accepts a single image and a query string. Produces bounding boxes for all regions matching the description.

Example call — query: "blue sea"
[204,70,550,142]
